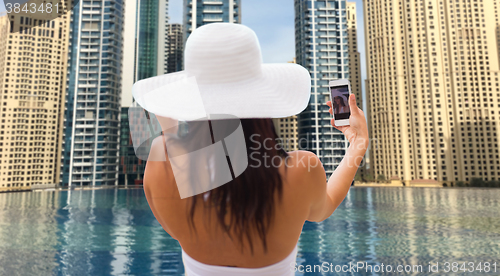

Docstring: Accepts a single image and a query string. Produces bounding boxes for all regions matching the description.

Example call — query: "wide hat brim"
[331,90,348,104]
[132,63,311,121]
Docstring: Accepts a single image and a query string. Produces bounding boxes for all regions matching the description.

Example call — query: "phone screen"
[330,85,350,120]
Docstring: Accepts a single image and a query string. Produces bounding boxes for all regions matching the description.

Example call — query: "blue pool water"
[0,187,499,275]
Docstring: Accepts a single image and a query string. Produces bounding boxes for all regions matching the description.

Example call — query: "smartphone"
[329,79,351,126]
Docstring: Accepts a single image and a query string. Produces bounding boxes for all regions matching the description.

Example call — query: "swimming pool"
[0,187,499,275]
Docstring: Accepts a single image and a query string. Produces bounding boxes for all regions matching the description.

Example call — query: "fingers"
[331,117,339,128]
[327,101,333,115]
[330,118,339,130]
[348,94,358,115]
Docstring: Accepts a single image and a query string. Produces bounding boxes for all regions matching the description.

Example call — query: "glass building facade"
[136,0,160,80]
[183,0,241,45]
[61,0,124,186]
[135,0,169,79]
[295,0,350,177]
[119,107,146,185]
[119,0,169,185]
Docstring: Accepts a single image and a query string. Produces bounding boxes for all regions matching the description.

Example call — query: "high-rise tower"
[294,0,362,176]
[346,2,362,110]
[364,0,500,184]
[273,58,300,152]
[167,23,183,73]
[0,8,72,190]
[119,0,169,185]
[122,0,169,107]
[61,0,125,186]
[183,0,241,45]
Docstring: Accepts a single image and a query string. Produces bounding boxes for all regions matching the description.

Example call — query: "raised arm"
[307,94,369,222]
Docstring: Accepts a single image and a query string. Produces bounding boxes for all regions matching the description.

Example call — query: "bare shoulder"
[144,136,179,198]
[144,136,167,188]
[148,136,168,162]
[284,150,326,191]
[285,150,324,174]
[284,151,331,222]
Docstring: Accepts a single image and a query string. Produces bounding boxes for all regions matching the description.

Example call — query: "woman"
[133,23,369,275]
[333,95,348,114]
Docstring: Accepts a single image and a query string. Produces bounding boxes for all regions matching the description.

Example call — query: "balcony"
[72,162,93,167]
[75,115,97,120]
[74,131,96,136]
[202,18,223,23]
[73,145,95,151]
[75,122,96,128]
[72,177,93,181]
[78,83,98,89]
[203,1,223,5]
[203,9,223,13]
[73,170,93,174]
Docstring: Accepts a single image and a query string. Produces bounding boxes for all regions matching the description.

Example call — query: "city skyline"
[0,2,499,273]
[365,0,500,184]
[3,0,499,186]
[0,0,369,113]
[0,0,367,84]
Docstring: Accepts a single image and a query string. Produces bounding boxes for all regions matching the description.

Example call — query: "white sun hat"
[331,90,348,105]
[132,23,311,120]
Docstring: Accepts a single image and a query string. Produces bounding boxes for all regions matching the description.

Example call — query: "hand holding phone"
[329,79,351,126]
[327,80,369,148]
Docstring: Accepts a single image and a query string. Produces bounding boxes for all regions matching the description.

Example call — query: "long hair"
[333,96,346,113]
[185,118,288,254]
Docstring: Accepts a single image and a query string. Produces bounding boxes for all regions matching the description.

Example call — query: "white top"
[335,106,347,114]
[182,245,298,276]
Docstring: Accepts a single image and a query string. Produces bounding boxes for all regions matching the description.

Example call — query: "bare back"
[143,137,326,268]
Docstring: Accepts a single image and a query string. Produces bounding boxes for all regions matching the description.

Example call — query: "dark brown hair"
[333,96,346,110]
[185,118,288,254]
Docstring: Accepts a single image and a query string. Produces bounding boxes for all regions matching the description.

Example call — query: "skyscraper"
[61,0,125,186]
[364,0,500,184]
[183,0,241,45]
[273,116,299,152]
[118,106,146,185]
[294,0,362,176]
[0,9,71,190]
[120,0,169,185]
[167,23,183,73]
[346,2,362,110]
[273,58,300,152]
[346,1,367,180]
[122,0,169,107]
[135,0,169,81]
